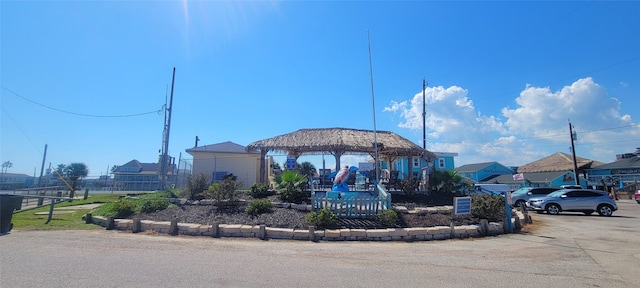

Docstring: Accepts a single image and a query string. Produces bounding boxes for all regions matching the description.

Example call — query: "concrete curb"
[87,206,527,242]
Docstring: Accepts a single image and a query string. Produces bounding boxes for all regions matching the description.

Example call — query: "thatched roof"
[517,152,604,173]
[246,127,436,159]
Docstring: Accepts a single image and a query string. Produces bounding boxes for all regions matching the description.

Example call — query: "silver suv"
[510,187,560,207]
[526,189,618,216]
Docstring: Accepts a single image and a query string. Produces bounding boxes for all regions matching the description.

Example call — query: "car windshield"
[546,191,566,197]
[512,188,531,195]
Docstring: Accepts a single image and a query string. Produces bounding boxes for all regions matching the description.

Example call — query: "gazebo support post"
[259,150,268,184]
[407,155,413,180]
[331,151,344,171]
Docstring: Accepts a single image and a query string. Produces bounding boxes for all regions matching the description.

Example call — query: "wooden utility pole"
[569,121,580,186]
[160,68,176,190]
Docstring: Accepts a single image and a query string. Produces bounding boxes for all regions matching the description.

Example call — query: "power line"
[514,123,640,142]
[1,85,164,118]
[0,106,42,155]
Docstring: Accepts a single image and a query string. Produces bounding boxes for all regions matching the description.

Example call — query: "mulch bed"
[129,193,481,230]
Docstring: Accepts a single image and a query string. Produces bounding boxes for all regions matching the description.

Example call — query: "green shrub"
[207,176,242,208]
[137,197,171,213]
[154,189,178,199]
[186,173,210,200]
[249,183,273,198]
[246,199,273,216]
[305,208,337,229]
[398,177,420,196]
[94,199,136,218]
[471,195,506,222]
[376,209,399,226]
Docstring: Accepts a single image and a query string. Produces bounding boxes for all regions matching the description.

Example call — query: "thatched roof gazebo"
[247,127,436,183]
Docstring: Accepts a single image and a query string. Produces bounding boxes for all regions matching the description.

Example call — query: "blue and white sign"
[454,196,472,215]
[286,156,296,169]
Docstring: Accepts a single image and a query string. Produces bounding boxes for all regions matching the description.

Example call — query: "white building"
[185,141,261,189]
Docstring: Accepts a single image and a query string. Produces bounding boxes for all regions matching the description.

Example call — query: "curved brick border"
[88,204,527,242]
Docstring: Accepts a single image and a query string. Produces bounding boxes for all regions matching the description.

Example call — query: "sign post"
[505,191,513,233]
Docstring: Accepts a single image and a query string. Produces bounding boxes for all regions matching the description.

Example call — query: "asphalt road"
[1,200,638,288]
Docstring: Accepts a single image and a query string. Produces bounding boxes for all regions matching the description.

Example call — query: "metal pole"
[367,30,380,184]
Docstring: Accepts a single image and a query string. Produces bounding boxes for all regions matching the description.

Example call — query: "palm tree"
[430,170,470,195]
[63,163,89,193]
[1,161,12,188]
[275,170,308,203]
[297,161,316,179]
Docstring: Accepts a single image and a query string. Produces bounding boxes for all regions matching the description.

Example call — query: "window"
[438,158,445,169]
[413,158,419,168]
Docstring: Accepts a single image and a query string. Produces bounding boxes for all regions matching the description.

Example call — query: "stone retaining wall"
[89,205,527,242]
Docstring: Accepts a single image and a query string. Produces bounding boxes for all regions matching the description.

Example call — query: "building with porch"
[112,159,177,191]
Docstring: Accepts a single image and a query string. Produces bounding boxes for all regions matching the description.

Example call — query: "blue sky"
[1,1,639,178]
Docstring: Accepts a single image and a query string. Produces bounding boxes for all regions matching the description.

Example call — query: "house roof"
[186,141,257,154]
[517,152,604,173]
[456,162,497,172]
[246,127,436,159]
[116,159,163,173]
[591,155,640,170]
[483,171,571,184]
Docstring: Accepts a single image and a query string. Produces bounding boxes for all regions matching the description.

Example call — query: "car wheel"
[597,204,613,216]
[583,211,593,215]
[515,200,526,209]
[546,204,561,215]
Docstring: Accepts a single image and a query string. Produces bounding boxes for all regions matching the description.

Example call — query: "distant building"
[383,151,458,179]
[457,162,514,183]
[112,159,177,191]
[186,141,261,190]
[587,148,640,191]
[484,171,583,192]
[0,173,34,189]
[433,152,458,172]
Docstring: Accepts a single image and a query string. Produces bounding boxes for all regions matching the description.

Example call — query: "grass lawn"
[10,194,122,231]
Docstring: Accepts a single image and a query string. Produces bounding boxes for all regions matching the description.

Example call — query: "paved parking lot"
[1,200,638,288]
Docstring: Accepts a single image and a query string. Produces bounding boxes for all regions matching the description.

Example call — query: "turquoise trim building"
[382,152,458,179]
[457,162,514,183]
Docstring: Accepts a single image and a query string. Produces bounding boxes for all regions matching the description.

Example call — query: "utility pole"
[38,144,47,187]
[160,67,176,190]
[422,78,427,150]
[569,120,580,186]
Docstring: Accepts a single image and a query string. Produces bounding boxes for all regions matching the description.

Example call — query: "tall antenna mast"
[367,30,380,183]
[160,67,176,190]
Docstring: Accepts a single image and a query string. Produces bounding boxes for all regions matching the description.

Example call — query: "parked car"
[635,190,640,204]
[510,187,561,207]
[527,189,618,216]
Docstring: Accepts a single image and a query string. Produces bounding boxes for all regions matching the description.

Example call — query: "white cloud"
[384,77,638,167]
